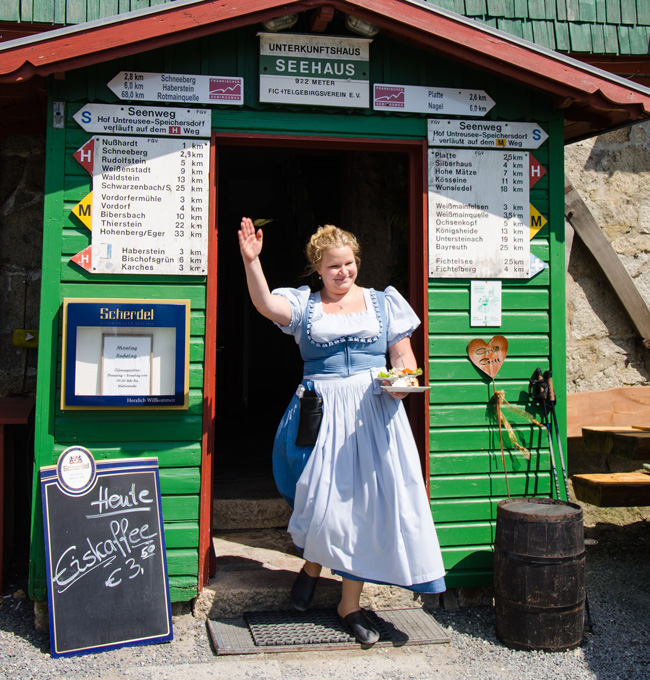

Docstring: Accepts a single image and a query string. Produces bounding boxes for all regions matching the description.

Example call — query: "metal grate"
[207,607,450,655]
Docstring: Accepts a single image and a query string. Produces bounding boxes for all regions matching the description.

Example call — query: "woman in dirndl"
[238,217,446,645]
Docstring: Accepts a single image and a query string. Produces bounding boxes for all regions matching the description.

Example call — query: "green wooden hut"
[1,0,649,605]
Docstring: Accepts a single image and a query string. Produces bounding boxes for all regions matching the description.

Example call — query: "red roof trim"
[0,0,649,138]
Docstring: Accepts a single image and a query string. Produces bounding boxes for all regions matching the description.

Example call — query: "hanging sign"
[258,33,371,108]
[73,104,211,138]
[427,119,548,149]
[428,149,530,278]
[374,84,495,116]
[72,136,209,275]
[470,281,502,327]
[107,71,243,105]
[41,452,172,657]
[467,335,508,379]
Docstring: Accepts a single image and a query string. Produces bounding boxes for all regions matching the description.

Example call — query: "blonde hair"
[305,225,361,275]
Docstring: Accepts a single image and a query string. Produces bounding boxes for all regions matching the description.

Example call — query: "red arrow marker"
[73,139,95,175]
[71,246,92,271]
[529,155,547,188]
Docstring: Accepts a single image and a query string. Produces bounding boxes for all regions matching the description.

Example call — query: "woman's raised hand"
[238,217,263,263]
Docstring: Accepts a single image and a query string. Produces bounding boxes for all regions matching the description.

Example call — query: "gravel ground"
[1,528,649,680]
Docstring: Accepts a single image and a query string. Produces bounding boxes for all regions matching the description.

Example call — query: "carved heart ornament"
[466,335,508,379]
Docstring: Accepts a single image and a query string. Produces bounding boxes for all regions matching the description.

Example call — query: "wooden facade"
[0,0,648,603]
[26,23,563,601]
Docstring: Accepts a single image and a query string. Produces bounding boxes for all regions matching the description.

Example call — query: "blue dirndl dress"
[271,285,446,594]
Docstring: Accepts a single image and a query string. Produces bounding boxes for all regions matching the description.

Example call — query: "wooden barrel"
[494,497,585,652]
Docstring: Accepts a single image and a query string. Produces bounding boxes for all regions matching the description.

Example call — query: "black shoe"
[291,568,319,611]
[339,609,380,646]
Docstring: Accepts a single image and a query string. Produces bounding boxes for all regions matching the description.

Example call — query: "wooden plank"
[164,522,200,548]
[430,334,549,355]
[430,379,535,404]
[572,472,650,507]
[430,472,551,499]
[603,24,620,53]
[567,386,650,438]
[428,311,549,334]
[638,0,650,24]
[166,548,198,575]
[159,467,201,495]
[465,0,488,15]
[566,0,580,21]
[52,441,202,467]
[436,522,495,546]
[568,22,593,52]
[528,0,546,19]
[429,403,544,428]
[606,0,622,23]
[620,0,637,24]
[0,0,20,21]
[565,179,650,344]
[582,427,650,460]
[161,495,199,521]
[579,0,597,21]
[428,288,549,310]
[431,450,550,474]
[431,498,498,522]
[441,545,493,570]
[431,426,548,453]
[430,356,550,380]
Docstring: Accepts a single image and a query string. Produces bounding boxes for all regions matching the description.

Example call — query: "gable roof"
[1,0,649,142]
[3,0,649,57]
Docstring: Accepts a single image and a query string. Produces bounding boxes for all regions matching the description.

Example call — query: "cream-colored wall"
[565,121,650,393]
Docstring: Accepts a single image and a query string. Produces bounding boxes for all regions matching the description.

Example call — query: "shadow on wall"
[0,133,45,397]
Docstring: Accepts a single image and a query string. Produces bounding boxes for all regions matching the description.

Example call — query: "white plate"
[381,385,430,393]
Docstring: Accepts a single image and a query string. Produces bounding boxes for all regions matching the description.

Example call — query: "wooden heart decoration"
[467,335,508,379]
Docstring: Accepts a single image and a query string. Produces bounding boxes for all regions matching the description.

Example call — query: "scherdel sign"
[258,33,371,108]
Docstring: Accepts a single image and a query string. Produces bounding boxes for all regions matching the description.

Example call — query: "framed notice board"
[40,449,173,658]
[61,298,190,409]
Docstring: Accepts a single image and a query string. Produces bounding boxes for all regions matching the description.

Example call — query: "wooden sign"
[467,335,508,379]
[41,451,172,657]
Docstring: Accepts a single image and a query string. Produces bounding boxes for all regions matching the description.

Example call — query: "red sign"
[71,246,92,272]
[73,139,94,175]
[529,155,547,188]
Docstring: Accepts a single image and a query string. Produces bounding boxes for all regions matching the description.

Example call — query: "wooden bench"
[567,387,650,507]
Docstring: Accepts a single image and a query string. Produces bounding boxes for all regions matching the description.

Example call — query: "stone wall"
[0,134,44,397]
[565,121,650,393]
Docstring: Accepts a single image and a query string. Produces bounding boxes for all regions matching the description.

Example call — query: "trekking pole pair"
[528,368,570,500]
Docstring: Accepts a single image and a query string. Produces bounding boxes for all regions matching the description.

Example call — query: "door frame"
[199,132,429,588]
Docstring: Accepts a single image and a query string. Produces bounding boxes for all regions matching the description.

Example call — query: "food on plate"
[377,367,422,387]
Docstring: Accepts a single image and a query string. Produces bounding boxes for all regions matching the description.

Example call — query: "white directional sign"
[73,136,210,276]
[374,84,494,116]
[107,71,243,106]
[428,149,530,279]
[428,119,548,149]
[73,104,211,138]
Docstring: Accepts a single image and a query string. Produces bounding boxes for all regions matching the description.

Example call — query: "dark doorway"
[214,146,410,500]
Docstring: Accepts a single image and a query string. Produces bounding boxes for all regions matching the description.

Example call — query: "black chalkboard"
[40,454,172,657]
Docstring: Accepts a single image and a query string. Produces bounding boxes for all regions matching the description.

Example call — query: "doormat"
[206,608,450,655]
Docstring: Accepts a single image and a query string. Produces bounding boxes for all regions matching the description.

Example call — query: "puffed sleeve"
[270,286,311,340]
[384,286,421,346]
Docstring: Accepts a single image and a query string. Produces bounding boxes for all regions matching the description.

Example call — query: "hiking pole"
[543,369,570,500]
[529,368,561,500]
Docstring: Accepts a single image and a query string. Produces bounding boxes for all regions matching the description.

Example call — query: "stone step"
[212,497,292,531]
[193,529,437,619]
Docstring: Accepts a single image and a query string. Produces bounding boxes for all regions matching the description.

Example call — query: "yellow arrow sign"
[530,204,547,239]
[71,191,93,230]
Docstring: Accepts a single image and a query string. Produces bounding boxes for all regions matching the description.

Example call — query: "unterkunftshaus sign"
[73,104,211,138]
[107,71,244,106]
[258,33,371,108]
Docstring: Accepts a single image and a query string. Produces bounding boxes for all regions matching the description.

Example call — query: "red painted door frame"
[199,132,429,588]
